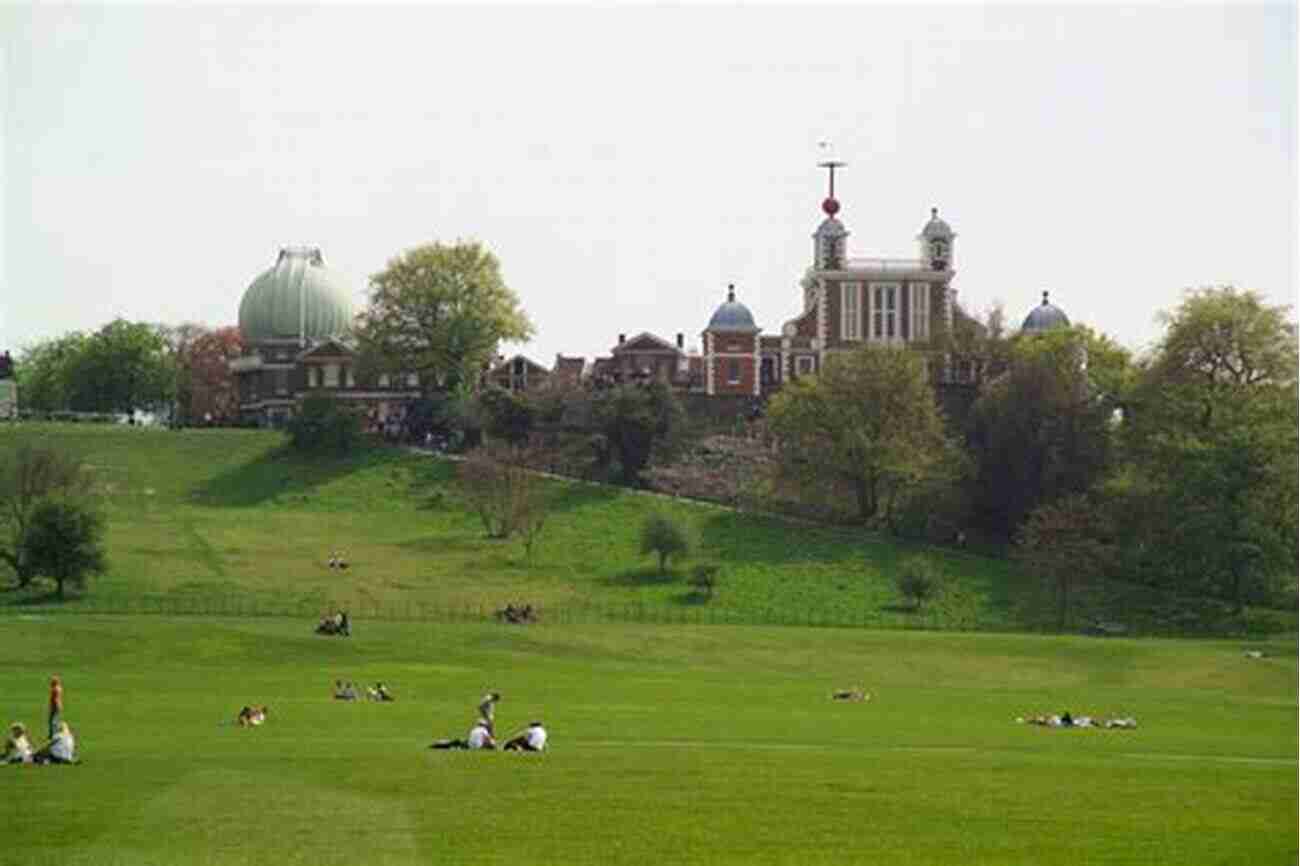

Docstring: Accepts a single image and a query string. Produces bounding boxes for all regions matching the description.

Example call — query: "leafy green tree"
[1015,494,1117,629]
[66,320,176,413]
[1121,287,1298,609]
[593,382,685,486]
[20,498,107,599]
[14,333,89,412]
[478,386,535,446]
[766,345,951,524]
[287,394,363,455]
[0,446,95,587]
[641,512,690,575]
[966,326,1130,538]
[355,240,534,392]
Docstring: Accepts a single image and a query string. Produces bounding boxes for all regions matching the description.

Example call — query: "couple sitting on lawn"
[315,611,351,636]
[4,721,77,764]
[431,719,547,752]
[333,680,394,702]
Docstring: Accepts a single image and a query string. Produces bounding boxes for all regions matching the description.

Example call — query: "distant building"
[0,350,16,420]
[229,246,420,427]
[484,354,551,392]
[583,168,965,399]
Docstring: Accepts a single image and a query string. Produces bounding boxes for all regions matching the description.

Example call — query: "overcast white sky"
[2,3,1295,365]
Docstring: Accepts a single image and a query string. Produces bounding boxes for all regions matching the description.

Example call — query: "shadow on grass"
[878,603,921,615]
[670,590,710,606]
[0,586,83,608]
[188,446,374,507]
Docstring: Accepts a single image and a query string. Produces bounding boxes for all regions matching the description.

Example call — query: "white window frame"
[911,283,931,342]
[841,282,861,341]
[869,283,901,342]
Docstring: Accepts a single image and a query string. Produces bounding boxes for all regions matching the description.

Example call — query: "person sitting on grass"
[3,722,33,764]
[503,721,548,752]
[374,682,394,702]
[237,706,269,727]
[333,680,353,700]
[431,719,496,751]
[33,721,76,764]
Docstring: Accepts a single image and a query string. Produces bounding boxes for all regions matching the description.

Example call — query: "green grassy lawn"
[2,424,1290,635]
[1,616,1295,865]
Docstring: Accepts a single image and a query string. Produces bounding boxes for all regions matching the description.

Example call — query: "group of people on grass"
[315,610,351,637]
[430,692,548,752]
[4,675,78,765]
[1018,712,1138,729]
[333,680,395,702]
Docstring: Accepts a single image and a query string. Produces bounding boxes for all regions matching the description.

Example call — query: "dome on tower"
[919,207,954,240]
[706,285,760,333]
[238,247,356,344]
[1021,291,1071,334]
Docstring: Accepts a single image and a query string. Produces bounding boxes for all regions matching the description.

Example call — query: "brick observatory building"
[691,161,962,398]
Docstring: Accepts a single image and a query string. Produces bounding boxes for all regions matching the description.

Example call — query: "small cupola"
[1020,291,1071,334]
[917,207,956,271]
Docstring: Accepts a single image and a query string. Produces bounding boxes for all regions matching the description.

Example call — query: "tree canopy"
[1119,286,1298,608]
[355,241,534,392]
[766,345,951,524]
[965,325,1130,538]
[17,320,176,414]
[0,446,97,588]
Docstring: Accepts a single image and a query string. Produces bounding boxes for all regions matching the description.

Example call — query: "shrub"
[641,512,690,575]
[287,394,362,455]
[688,563,720,600]
[895,555,942,610]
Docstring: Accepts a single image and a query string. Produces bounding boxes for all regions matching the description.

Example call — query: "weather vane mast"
[816,140,846,199]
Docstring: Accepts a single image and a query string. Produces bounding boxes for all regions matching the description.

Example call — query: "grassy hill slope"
[0,424,1291,635]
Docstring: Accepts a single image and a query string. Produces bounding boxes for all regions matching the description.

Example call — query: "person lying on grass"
[3,722,33,764]
[33,721,77,764]
[431,719,496,750]
[1018,713,1137,729]
[367,682,394,702]
[237,706,269,727]
[502,721,548,752]
[334,680,359,701]
[831,687,870,702]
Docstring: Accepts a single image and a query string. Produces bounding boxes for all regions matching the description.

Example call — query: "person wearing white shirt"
[466,719,496,750]
[3,723,33,764]
[504,721,547,752]
[34,721,76,764]
[432,719,496,750]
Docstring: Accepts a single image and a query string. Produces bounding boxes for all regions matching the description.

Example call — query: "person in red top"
[48,676,63,740]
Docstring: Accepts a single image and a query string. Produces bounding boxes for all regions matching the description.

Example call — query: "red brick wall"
[710,356,756,395]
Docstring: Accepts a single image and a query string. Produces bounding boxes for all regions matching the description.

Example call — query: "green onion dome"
[238,246,356,343]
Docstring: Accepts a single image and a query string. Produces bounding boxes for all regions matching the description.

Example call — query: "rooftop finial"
[931,207,938,218]
[817,143,846,217]
[727,283,736,303]
[1042,290,1050,305]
